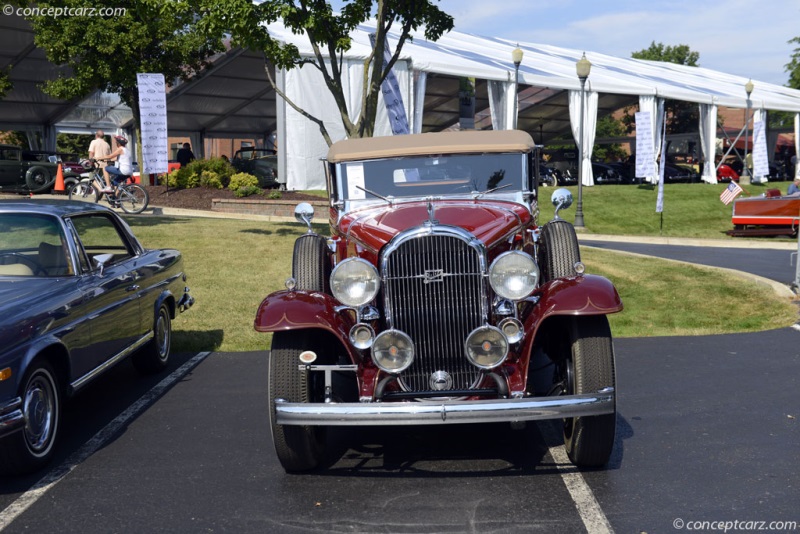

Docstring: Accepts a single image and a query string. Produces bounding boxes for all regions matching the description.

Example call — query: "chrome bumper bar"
[0,396,24,437]
[274,388,614,426]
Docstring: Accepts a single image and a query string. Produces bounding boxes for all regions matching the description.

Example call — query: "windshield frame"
[331,151,532,214]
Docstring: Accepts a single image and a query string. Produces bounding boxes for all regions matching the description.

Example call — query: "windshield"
[0,213,73,277]
[336,153,527,201]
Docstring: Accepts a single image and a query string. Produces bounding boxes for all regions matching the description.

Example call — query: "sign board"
[136,73,168,174]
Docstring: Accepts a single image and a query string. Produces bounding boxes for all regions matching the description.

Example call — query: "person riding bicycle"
[96,135,133,194]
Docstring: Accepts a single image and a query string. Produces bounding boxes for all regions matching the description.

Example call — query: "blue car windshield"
[337,153,526,201]
[0,213,72,277]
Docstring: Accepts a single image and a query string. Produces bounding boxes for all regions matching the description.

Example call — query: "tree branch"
[262,56,332,146]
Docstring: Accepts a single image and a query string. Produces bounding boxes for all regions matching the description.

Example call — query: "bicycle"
[68,159,149,214]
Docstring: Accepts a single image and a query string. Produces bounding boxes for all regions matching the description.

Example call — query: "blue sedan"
[0,200,193,475]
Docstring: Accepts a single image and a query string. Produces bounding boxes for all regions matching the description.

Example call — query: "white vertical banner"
[752,119,769,178]
[635,111,655,178]
[137,73,168,174]
[369,33,410,135]
[656,113,667,214]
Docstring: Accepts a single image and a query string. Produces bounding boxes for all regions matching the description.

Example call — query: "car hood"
[337,199,532,254]
[0,279,75,343]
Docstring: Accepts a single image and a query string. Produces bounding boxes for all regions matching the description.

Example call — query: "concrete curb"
[582,244,798,299]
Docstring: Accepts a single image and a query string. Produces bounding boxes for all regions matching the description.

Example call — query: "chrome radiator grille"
[382,232,486,392]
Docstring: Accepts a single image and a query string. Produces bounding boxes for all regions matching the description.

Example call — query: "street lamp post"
[512,45,523,129]
[574,53,591,228]
[742,79,754,185]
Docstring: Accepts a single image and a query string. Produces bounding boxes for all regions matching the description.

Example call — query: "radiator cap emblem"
[430,370,453,390]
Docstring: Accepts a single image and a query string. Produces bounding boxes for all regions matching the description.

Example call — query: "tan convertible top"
[326,130,535,163]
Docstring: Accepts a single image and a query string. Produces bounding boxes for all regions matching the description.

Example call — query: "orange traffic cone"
[54,163,65,194]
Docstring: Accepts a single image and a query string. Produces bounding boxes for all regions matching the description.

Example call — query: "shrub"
[233,185,261,198]
[200,170,224,189]
[267,189,282,199]
[228,172,258,191]
[168,157,236,189]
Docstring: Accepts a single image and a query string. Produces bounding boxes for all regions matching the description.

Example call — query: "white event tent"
[269,22,800,190]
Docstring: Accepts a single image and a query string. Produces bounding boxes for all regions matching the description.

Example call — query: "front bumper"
[178,287,194,313]
[274,388,614,426]
[0,396,24,438]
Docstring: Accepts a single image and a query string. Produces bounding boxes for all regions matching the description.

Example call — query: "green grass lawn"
[537,181,795,240]
[128,182,798,353]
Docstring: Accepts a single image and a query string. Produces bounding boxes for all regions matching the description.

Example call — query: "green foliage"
[26,1,225,130]
[0,68,11,99]
[593,115,628,162]
[228,172,260,193]
[627,42,701,134]
[196,0,454,142]
[267,189,283,199]
[632,42,699,66]
[169,157,236,189]
[0,130,28,147]
[56,133,93,157]
[785,36,800,90]
[200,170,224,189]
[233,185,262,198]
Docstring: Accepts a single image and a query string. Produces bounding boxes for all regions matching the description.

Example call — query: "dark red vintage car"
[255,130,623,472]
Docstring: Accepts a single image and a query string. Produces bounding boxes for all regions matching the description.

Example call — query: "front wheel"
[68,180,99,202]
[558,316,616,468]
[132,304,172,374]
[0,362,61,475]
[117,184,149,214]
[269,331,327,472]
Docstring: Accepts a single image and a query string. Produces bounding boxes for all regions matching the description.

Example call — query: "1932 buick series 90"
[255,130,623,472]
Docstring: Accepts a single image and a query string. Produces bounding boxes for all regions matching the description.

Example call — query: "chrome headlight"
[465,325,508,369]
[489,251,539,300]
[330,258,380,307]
[372,330,415,373]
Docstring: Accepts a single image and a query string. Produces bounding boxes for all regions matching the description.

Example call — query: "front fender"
[254,289,356,350]
[521,274,622,345]
[533,274,623,318]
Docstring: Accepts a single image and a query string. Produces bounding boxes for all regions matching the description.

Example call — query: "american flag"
[720,181,744,205]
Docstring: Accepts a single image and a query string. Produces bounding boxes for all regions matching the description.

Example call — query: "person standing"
[176,142,195,168]
[88,130,112,190]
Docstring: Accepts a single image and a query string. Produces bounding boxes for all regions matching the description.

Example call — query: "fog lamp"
[498,318,524,344]
[349,323,375,349]
[465,325,508,369]
[372,330,414,373]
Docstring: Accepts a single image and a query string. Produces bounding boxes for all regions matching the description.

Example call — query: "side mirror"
[294,202,315,233]
[93,253,114,276]
[551,188,573,220]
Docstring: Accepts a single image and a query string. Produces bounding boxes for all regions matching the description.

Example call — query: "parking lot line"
[0,351,212,532]
[541,421,615,534]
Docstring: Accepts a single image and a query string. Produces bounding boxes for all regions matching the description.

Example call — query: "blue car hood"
[0,278,67,315]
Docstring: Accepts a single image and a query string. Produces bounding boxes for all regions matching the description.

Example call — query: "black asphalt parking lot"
[1,325,799,533]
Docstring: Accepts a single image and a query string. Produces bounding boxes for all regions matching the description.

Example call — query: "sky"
[339,0,800,87]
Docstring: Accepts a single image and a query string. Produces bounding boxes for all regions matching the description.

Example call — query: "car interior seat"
[38,241,71,276]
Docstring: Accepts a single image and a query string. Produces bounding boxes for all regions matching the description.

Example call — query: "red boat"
[730,189,800,236]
